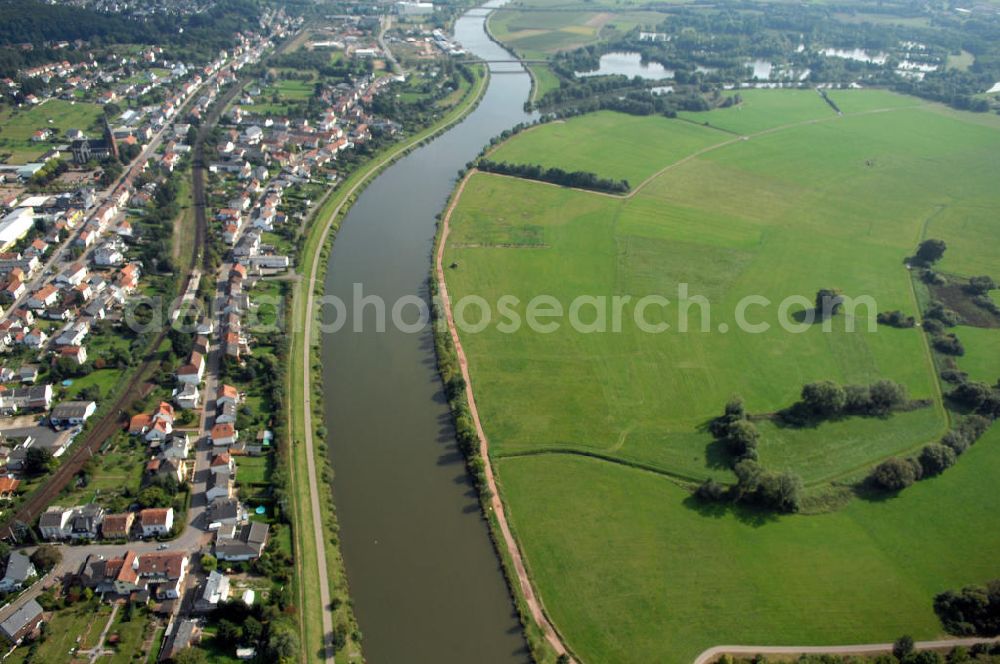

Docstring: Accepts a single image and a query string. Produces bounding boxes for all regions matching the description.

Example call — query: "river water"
[319,3,534,663]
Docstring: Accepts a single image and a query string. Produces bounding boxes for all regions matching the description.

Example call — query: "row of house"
[38,505,175,541]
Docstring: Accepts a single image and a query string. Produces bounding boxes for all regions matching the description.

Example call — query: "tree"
[868,380,908,415]
[726,419,760,457]
[815,288,844,317]
[966,275,997,295]
[137,486,169,508]
[894,635,916,660]
[934,579,1000,636]
[243,616,263,644]
[30,544,62,572]
[871,457,919,491]
[694,479,726,502]
[919,443,957,476]
[218,619,242,643]
[169,648,207,664]
[801,381,847,417]
[24,447,54,474]
[916,239,947,264]
[200,554,217,572]
[267,625,300,660]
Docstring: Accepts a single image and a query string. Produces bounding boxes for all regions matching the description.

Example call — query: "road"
[692,638,1000,664]
[377,17,402,76]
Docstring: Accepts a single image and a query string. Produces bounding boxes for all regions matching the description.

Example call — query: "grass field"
[443,89,1000,662]
[0,100,104,164]
[678,88,838,135]
[498,426,1000,664]
[489,111,724,184]
[956,325,1000,384]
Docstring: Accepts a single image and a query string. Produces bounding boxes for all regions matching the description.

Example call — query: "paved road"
[692,638,1000,664]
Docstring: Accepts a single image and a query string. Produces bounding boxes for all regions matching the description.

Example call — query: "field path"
[436,172,577,663]
[693,637,1000,664]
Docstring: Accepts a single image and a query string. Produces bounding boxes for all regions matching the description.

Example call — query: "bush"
[725,419,760,457]
[933,333,965,357]
[934,579,1000,636]
[877,310,916,328]
[868,379,909,415]
[919,443,957,476]
[966,275,997,295]
[925,302,962,327]
[694,479,726,502]
[801,380,847,416]
[871,457,918,491]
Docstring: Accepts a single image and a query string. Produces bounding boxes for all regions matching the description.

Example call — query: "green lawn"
[0,100,104,164]
[236,453,270,485]
[528,64,561,102]
[489,111,725,185]
[498,426,1000,664]
[443,90,1000,661]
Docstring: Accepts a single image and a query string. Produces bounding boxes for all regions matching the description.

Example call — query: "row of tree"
[783,379,911,425]
[476,159,630,194]
[870,414,992,491]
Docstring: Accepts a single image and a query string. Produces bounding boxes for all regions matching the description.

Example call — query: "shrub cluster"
[784,379,910,424]
[870,415,992,491]
[934,579,1000,637]
[709,397,759,460]
[476,159,630,194]
[948,380,1000,419]
[877,310,916,328]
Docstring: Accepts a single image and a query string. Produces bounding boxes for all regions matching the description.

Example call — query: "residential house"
[216,400,237,425]
[135,551,189,599]
[206,497,244,527]
[138,508,174,537]
[210,452,234,476]
[0,476,20,499]
[57,345,87,365]
[176,351,204,385]
[0,552,37,593]
[159,433,190,461]
[172,382,199,410]
[206,469,233,501]
[0,598,43,642]
[210,423,237,447]
[27,285,58,310]
[49,400,96,426]
[101,512,135,540]
[194,570,230,612]
[214,521,269,561]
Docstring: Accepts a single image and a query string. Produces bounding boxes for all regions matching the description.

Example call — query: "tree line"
[476,159,630,194]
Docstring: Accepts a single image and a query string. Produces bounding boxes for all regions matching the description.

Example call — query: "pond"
[576,51,674,80]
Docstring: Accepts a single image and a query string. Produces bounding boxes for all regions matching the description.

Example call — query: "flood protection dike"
[319,2,534,663]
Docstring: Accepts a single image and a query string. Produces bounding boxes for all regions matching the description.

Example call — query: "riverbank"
[432,170,574,664]
[287,63,489,663]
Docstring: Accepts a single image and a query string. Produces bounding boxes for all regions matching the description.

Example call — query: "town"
[0,0,476,661]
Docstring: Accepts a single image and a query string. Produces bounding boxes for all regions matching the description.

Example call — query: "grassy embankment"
[285,63,488,663]
[442,88,1000,663]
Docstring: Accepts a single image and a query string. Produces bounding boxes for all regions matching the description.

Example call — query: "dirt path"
[435,173,575,662]
[693,637,1000,664]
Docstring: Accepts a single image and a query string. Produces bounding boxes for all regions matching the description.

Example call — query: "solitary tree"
[916,239,947,264]
[893,635,915,660]
[815,288,844,318]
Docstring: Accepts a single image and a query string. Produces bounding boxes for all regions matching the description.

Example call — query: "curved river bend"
[320,3,534,663]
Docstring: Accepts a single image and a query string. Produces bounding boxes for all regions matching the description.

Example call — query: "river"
[318,3,535,663]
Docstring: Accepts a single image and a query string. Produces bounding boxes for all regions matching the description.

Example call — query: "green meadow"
[443,89,1000,662]
[497,426,1000,664]
[0,99,103,164]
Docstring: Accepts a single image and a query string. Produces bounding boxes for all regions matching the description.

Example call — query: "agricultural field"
[443,89,1000,662]
[488,5,664,59]
[0,100,104,164]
